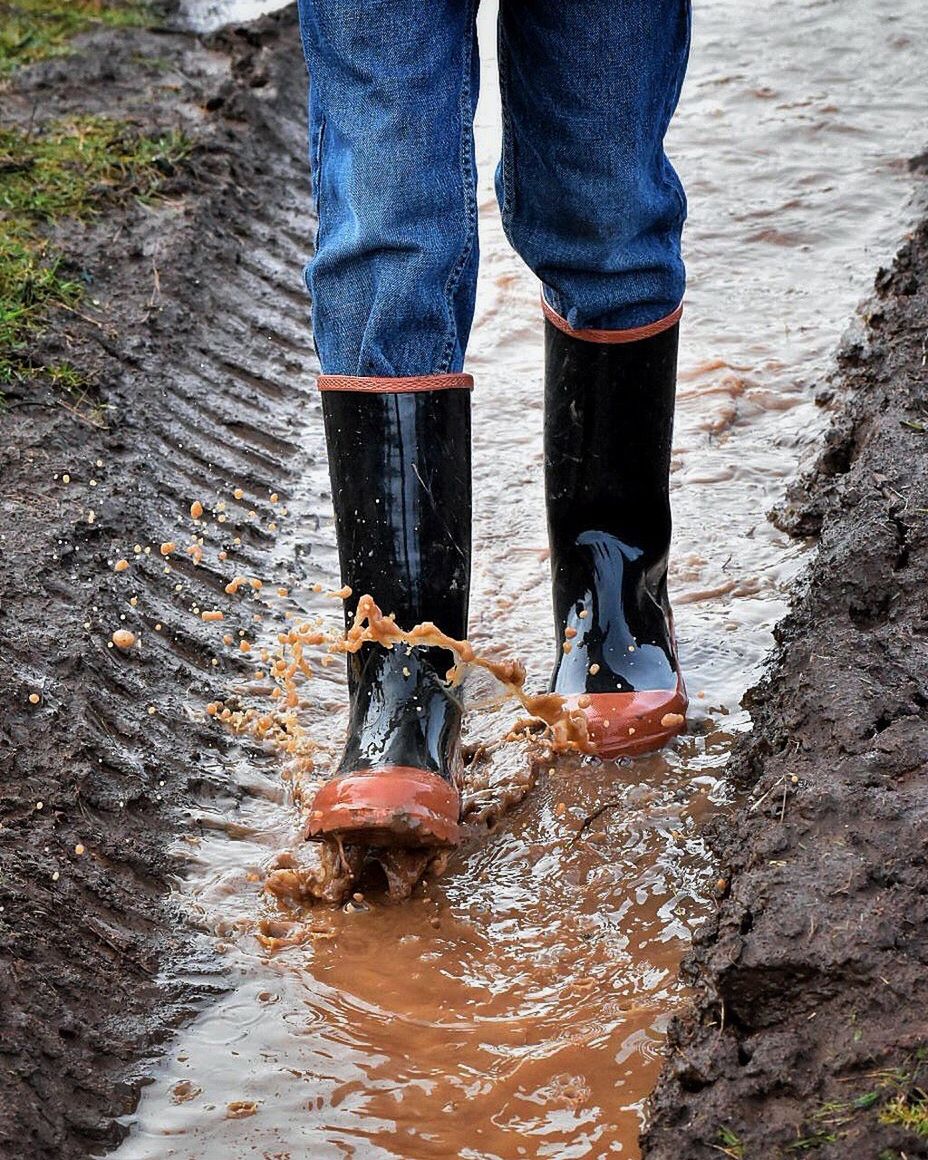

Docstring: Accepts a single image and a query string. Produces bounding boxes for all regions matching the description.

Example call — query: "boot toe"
[566,683,687,759]
[307,765,461,848]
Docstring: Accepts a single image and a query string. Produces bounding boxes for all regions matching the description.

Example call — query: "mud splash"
[106,0,928,1157]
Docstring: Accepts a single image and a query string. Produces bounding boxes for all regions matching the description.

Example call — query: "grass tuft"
[0,0,150,77]
[878,1087,928,1137]
[713,1127,745,1159]
[0,116,189,387]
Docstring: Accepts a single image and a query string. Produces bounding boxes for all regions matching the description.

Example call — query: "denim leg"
[297,0,481,376]
[496,0,690,332]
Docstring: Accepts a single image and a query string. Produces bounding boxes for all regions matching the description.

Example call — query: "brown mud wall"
[644,205,928,1157]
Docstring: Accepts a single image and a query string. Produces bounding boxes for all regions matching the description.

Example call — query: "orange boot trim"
[566,674,688,759]
[541,296,683,344]
[318,373,473,393]
[307,765,461,848]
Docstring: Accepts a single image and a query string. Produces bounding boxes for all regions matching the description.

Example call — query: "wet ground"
[0,1,926,1158]
[645,211,928,1160]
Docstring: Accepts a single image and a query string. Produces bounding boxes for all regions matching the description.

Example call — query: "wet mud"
[1,2,927,1158]
[0,11,324,1157]
[644,208,928,1157]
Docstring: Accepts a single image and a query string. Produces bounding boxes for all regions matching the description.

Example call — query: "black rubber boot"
[307,377,472,847]
[544,317,686,757]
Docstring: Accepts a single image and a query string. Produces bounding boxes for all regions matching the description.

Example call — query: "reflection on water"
[114,0,928,1157]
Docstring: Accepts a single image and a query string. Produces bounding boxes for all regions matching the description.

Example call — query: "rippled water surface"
[113,1,927,1156]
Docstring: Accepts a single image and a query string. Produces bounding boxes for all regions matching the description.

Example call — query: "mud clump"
[0,7,320,1159]
[643,218,928,1157]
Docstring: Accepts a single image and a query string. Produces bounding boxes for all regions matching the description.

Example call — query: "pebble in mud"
[28,693,40,705]
[160,541,176,557]
[190,500,203,519]
[111,630,136,650]
[114,559,129,572]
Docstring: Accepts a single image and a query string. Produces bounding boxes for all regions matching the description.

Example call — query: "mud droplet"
[171,1080,202,1104]
[661,712,685,728]
[589,663,601,675]
[226,1100,258,1119]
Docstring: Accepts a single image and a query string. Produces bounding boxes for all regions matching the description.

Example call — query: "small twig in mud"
[58,398,108,430]
[58,302,105,331]
[749,773,787,814]
[148,258,161,308]
[571,797,624,844]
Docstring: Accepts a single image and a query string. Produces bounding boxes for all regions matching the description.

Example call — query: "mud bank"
[0,10,319,1157]
[644,204,928,1157]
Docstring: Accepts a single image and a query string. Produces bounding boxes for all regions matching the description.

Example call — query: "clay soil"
[644,201,928,1157]
[1,6,927,1159]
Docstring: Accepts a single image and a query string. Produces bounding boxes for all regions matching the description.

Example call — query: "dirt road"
[1,6,926,1158]
[0,11,324,1156]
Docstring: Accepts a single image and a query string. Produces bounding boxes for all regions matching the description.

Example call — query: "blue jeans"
[297,0,690,377]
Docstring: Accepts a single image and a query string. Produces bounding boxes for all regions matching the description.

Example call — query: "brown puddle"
[111,0,928,1155]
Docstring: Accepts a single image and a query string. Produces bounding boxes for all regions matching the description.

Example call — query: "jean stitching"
[437,0,478,374]
[662,0,691,223]
[312,114,326,252]
[497,22,515,235]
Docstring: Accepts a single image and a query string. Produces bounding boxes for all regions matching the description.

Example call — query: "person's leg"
[299,0,481,376]
[498,0,690,757]
[296,0,480,846]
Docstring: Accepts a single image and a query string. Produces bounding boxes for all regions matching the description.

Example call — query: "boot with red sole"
[543,305,687,759]
[306,374,472,848]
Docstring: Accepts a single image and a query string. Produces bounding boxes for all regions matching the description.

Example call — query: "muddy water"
[112,1,927,1156]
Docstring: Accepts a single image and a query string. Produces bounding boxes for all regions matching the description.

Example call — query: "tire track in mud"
[0,11,328,1157]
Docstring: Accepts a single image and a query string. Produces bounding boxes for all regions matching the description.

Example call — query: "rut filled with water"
[108,1,928,1156]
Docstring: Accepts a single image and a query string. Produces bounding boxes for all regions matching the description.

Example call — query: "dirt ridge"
[644,206,928,1158]
[0,10,321,1157]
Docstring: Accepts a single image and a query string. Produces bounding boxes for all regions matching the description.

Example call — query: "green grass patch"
[0,0,150,77]
[0,116,190,389]
[879,1087,928,1137]
[713,1128,745,1159]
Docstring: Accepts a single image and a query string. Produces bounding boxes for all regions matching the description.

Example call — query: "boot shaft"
[544,320,680,696]
[321,386,472,638]
[544,319,678,568]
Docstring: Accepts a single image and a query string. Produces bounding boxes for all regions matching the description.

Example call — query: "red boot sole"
[565,679,688,759]
[306,765,461,848]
